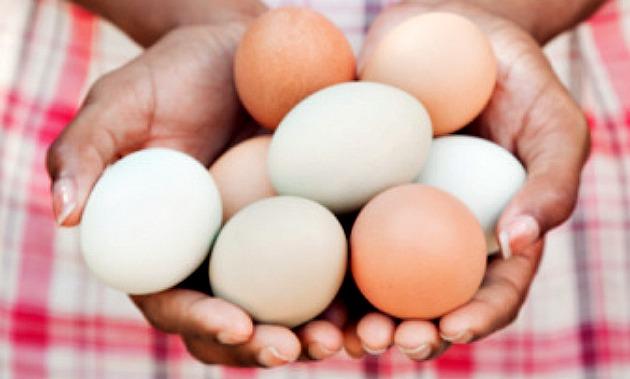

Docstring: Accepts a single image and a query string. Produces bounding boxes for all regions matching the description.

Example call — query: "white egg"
[81,148,222,295]
[268,82,432,213]
[209,196,347,327]
[417,135,526,252]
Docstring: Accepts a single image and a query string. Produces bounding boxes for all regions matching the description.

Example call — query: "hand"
[346,1,590,360]
[46,24,343,367]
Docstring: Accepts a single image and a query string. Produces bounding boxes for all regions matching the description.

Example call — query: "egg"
[209,197,347,327]
[268,82,432,213]
[417,135,526,252]
[351,184,486,319]
[361,12,497,136]
[80,149,222,295]
[210,136,275,221]
[234,7,356,129]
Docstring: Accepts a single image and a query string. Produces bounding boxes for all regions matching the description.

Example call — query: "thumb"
[497,88,590,258]
[46,78,149,226]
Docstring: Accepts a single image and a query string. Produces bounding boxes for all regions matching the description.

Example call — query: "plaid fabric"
[2,0,630,377]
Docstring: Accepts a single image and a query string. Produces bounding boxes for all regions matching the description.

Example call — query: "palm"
[338,1,590,359]
[90,24,251,166]
[469,10,587,233]
[472,21,549,145]
[48,23,317,367]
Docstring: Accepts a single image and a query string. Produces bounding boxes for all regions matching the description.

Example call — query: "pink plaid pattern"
[2,0,630,377]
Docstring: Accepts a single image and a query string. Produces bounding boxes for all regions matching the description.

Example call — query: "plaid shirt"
[2,0,630,378]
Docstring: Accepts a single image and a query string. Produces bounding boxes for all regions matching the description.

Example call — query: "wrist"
[402,0,604,44]
[396,1,531,41]
[72,0,267,47]
[458,1,540,41]
[168,1,267,34]
[452,0,605,44]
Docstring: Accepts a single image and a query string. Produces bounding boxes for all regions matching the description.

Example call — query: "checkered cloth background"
[1,0,630,378]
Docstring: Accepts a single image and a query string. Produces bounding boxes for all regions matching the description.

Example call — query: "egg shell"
[351,184,487,319]
[210,136,275,221]
[80,148,222,295]
[234,7,356,129]
[361,12,497,136]
[268,82,432,213]
[209,196,347,327]
[417,135,526,252]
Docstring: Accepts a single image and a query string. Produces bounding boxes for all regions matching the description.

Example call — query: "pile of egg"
[80,7,526,327]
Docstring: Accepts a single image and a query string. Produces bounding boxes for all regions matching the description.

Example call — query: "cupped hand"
[46,23,343,367]
[346,1,590,361]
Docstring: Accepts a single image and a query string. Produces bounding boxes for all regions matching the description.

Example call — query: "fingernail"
[440,330,473,344]
[499,231,512,259]
[399,343,431,360]
[216,331,248,345]
[257,346,289,367]
[53,178,77,226]
[308,343,335,360]
[362,344,387,355]
[500,215,540,259]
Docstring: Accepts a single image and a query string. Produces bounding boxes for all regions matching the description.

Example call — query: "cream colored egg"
[268,82,432,213]
[81,148,222,295]
[417,136,526,252]
[209,196,347,327]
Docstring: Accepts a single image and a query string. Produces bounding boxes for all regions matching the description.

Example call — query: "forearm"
[70,0,266,47]
[468,0,606,43]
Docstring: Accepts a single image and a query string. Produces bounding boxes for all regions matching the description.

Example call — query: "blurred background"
[1,0,630,378]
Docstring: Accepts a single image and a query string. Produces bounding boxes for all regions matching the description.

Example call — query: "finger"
[183,335,237,366]
[394,320,440,361]
[131,289,253,344]
[231,325,301,367]
[298,320,344,360]
[498,83,590,257]
[343,323,366,359]
[46,74,150,227]
[184,324,301,368]
[439,241,543,343]
[356,312,396,355]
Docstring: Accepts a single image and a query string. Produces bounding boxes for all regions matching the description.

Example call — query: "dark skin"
[71,0,267,47]
[47,0,600,367]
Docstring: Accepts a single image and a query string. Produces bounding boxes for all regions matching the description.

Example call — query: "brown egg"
[210,136,276,221]
[234,7,356,129]
[360,12,497,136]
[350,184,487,319]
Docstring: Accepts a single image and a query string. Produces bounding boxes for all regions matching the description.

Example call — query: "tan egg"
[351,184,487,319]
[361,12,497,136]
[210,136,275,221]
[209,196,347,327]
[234,7,356,129]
